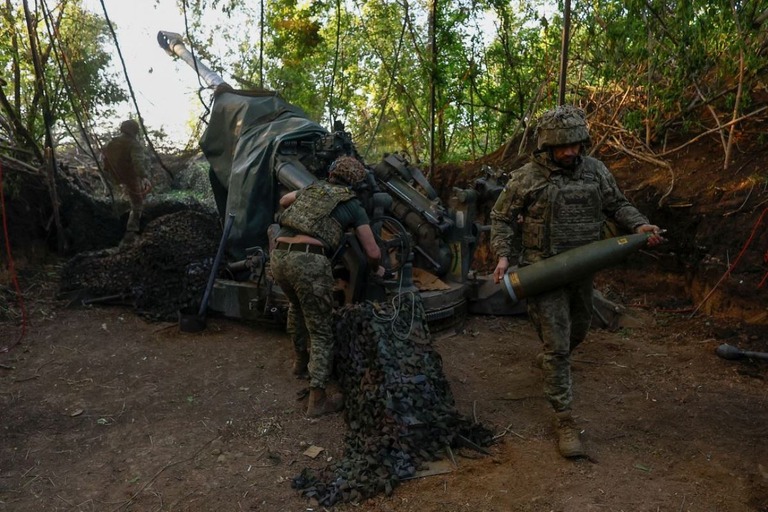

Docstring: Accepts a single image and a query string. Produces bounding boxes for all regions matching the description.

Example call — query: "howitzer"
[157,31,515,328]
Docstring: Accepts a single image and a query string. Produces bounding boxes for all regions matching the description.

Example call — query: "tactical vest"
[522,170,603,256]
[278,182,355,249]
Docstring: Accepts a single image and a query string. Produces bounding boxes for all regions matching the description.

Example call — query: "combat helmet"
[535,105,590,151]
[120,119,140,137]
[328,155,367,186]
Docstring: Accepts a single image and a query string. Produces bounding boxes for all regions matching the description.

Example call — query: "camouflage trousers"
[527,277,594,412]
[126,198,143,233]
[112,182,143,233]
[269,249,335,389]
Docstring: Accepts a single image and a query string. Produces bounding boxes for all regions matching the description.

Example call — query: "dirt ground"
[1,265,767,512]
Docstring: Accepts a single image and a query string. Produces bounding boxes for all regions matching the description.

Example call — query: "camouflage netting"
[58,210,221,321]
[292,294,494,506]
[48,150,216,255]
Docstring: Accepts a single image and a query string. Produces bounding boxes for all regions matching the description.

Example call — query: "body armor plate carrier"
[522,172,603,256]
[279,182,355,250]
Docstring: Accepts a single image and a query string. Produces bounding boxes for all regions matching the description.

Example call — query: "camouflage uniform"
[270,250,335,388]
[490,107,649,413]
[102,120,149,235]
[271,179,366,389]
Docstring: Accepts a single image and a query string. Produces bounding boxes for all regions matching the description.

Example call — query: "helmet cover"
[535,105,590,150]
[120,119,140,137]
[328,156,366,185]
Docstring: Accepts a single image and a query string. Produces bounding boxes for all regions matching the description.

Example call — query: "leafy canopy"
[0,0,126,158]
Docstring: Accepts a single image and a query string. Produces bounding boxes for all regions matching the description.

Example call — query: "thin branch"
[0,154,41,174]
[607,134,674,207]
[692,81,727,153]
[657,106,768,158]
[589,87,632,156]
[0,85,44,161]
[724,3,746,171]
[351,0,429,133]
[364,9,408,159]
[723,180,755,217]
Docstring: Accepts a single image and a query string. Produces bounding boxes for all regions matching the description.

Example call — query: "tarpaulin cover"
[199,90,327,260]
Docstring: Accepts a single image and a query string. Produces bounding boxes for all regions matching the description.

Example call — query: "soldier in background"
[490,105,664,458]
[270,156,384,418]
[102,119,152,246]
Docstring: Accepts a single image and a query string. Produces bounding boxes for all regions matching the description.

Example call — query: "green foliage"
[621,110,645,133]
[570,0,767,143]
[0,0,126,157]
[4,0,760,166]
[61,6,127,116]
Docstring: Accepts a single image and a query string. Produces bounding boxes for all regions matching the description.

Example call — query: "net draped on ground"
[58,210,221,321]
[292,294,494,506]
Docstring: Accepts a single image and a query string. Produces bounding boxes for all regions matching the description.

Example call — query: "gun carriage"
[157,31,517,329]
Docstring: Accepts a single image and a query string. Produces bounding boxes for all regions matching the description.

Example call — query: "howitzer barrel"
[502,233,652,304]
[157,31,226,88]
[275,156,317,191]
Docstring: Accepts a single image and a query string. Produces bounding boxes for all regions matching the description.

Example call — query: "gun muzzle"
[157,30,226,88]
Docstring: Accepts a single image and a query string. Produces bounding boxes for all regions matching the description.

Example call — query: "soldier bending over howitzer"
[270,156,384,417]
[490,105,664,458]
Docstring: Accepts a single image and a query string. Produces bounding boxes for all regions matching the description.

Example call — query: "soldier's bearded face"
[551,143,582,168]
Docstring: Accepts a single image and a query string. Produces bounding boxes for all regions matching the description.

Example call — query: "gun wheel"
[371,216,411,273]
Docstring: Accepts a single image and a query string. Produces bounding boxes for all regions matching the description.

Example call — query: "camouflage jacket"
[102,133,148,185]
[490,152,649,264]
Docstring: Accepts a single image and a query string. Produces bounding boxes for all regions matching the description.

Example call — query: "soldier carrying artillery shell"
[490,105,664,458]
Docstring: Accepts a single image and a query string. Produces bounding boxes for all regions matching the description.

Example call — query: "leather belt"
[275,242,326,256]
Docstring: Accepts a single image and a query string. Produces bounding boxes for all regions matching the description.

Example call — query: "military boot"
[554,410,585,458]
[119,231,138,248]
[292,350,309,379]
[306,387,344,418]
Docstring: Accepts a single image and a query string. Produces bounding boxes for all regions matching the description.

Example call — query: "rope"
[689,206,768,317]
[370,269,417,340]
[0,162,28,352]
[99,0,174,180]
